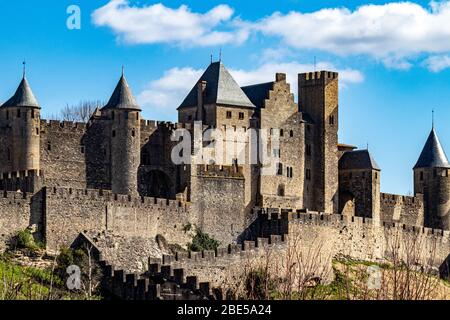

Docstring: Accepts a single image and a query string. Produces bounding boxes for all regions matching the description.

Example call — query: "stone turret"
[101,72,141,195]
[413,127,450,230]
[0,75,40,172]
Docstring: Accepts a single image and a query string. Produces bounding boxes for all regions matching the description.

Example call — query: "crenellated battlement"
[299,70,338,83]
[380,192,423,206]
[100,260,216,300]
[40,119,87,132]
[0,170,44,193]
[0,190,30,203]
[1,169,43,179]
[140,120,183,132]
[150,234,286,270]
[254,209,450,242]
[196,164,244,179]
[46,186,188,211]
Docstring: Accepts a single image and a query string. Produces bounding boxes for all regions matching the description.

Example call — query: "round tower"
[413,127,450,230]
[101,71,141,195]
[1,72,41,172]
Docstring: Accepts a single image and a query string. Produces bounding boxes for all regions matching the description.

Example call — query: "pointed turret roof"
[339,149,381,171]
[178,61,255,109]
[1,77,39,108]
[102,74,141,111]
[413,128,450,169]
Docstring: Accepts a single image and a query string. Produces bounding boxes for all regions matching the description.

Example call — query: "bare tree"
[60,100,103,122]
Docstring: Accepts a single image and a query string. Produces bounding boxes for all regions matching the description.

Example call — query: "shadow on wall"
[439,253,450,281]
[83,121,110,190]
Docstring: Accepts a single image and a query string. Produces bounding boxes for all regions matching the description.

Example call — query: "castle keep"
[0,62,449,293]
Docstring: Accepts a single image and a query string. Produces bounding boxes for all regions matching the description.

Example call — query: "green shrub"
[15,229,34,249]
[188,228,220,252]
[56,247,87,277]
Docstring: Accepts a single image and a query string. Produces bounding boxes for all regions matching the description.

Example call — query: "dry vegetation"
[222,230,450,300]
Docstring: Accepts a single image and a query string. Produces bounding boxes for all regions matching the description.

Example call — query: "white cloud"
[137,62,363,117]
[138,67,202,118]
[92,1,450,71]
[423,55,450,72]
[253,1,450,69]
[92,0,248,46]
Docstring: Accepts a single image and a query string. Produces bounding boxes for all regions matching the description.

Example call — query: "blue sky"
[1,0,450,195]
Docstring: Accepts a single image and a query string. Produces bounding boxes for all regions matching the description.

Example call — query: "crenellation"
[0,61,449,298]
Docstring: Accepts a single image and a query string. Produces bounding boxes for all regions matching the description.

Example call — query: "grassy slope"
[0,255,83,300]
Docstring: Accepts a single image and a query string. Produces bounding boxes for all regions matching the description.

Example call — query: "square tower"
[298,71,339,214]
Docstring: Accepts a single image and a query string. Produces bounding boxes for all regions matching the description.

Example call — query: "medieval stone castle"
[0,61,449,298]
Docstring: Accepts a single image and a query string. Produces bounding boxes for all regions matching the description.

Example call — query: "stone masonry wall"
[152,211,449,289]
[190,165,247,245]
[44,187,195,252]
[259,74,306,209]
[380,192,424,226]
[0,191,31,251]
[39,121,90,189]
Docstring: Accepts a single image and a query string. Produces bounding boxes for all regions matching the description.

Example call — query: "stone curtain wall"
[0,170,44,193]
[39,121,89,189]
[380,193,424,226]
[286,212,448,271]
[0,191,31,251]
[145,211,449,291]
[44,187,194,252]
[190,165,246,245]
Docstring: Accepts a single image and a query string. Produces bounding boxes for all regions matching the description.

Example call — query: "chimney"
[276,73,286,82]
[196,80,207,121]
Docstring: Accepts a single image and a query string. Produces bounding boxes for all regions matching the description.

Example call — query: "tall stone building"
[0,60,449,257]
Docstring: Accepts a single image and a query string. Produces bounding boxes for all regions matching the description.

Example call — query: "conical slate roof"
[102,74,141,111]
[413,128,450,169]
[178,62,255,109]
[1,77,39,108]
[339,149,381,171]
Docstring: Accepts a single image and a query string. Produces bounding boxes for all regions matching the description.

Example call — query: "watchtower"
[0,72,40,172]
[413,127,450,230]
[101,71,141,195]
[298,71,339,214]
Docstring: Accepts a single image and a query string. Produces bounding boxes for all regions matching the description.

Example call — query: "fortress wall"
[0,191,31,251]
[153,212,449,288]
[139,120,192,199]
[149,236,288,289]
[39,120,88,188]
[283,212,448,271]
[380,193,424,226]
[191,166,248,245]
[44,187,194,252]
[0,170,44,193]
